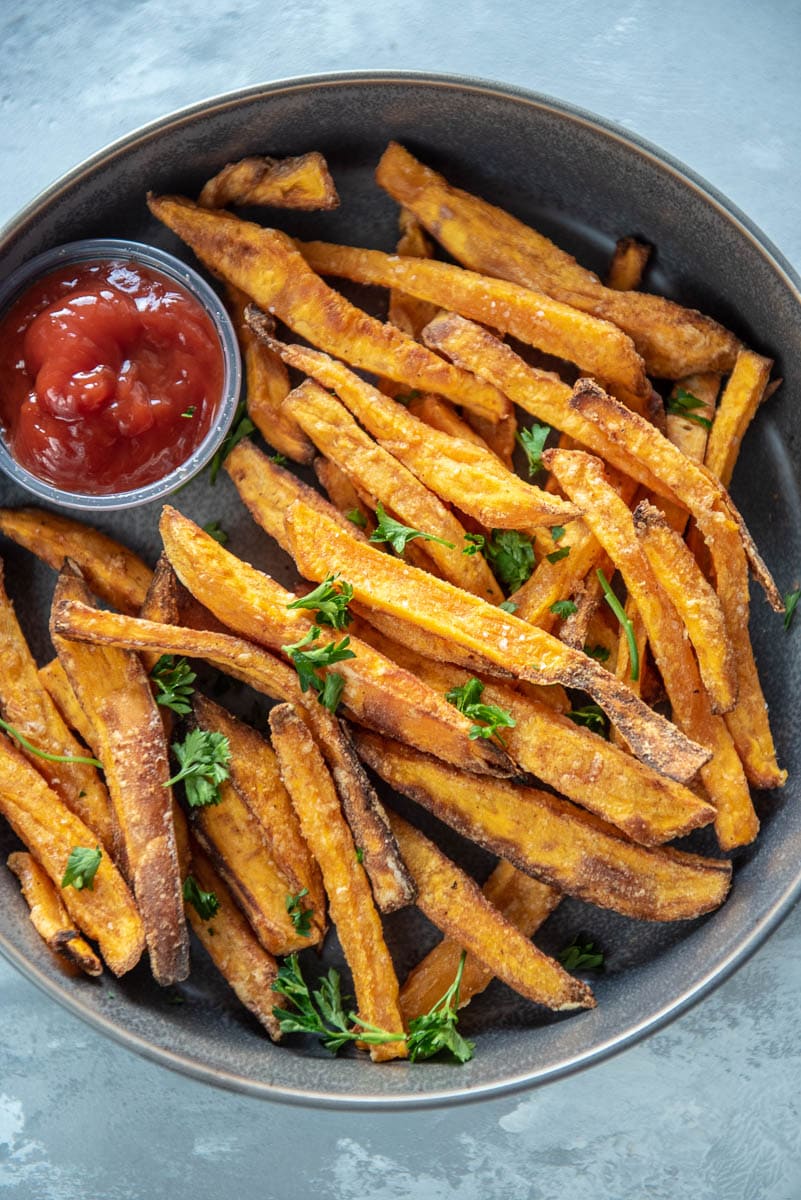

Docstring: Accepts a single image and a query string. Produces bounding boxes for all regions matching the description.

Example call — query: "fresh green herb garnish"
[150,655,197,715]
[407,951,474,1063]
[355,847,364,864]
[550,600,577,619]
[286,574,353,630]
[281,626,355,713]
[517,422,551,477]
[394,389,422,406]
[209,399,256,484]
[345,508,367,529]
[784,588,800,631]
[546,546,571,564]
[550,525,566,543]
[462,532,486,557]
[583,643,611,663]
[319,672,347,713]
[285,888,313,937]
[446,677,516,745]
[499,600,518,614]
[484,530,535,593]
[61,846,102,891]
[202,520,228,545]
[180,406,196,419]
[597,568,639,682]
[370,502,454,555]
[666,387,712,429]
[0,716,102,769]
[164,729,231,807]
[270,452,288,465]
[566,704,607,736]
[558,935,605,971]
[183,875,220,920]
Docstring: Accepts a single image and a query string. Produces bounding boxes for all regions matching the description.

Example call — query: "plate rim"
[1,68,800,1110]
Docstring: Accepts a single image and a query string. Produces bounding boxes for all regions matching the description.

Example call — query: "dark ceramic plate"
[1,72,800,1110]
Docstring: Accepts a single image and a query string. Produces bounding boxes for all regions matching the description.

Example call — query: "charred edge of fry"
[7,850,104,976]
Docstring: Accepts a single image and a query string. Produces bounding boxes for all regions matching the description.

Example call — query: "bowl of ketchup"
[0,239,241,509]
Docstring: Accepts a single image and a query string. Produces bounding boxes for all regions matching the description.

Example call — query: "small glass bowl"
[0,238,242,511]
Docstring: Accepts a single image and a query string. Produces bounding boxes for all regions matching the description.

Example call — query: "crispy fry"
[38,659,97,750]
[388,208,440,337]
[705,349,772,487]
[606,237,652,292]
[283,499,710,783]
[314,457,375,532]
[376,142,741,378]
[138,552,182,678]
[183,836,282,1039]
[269,703,406,1060]
[386,810,593,1011]
[199,151,339,211]
[352,602,511,678]
[51,566,189,984]
[0,734,144,974]
[8,851,103,976]
[408,393,491,451]
[358,733,731,922]
[147,194,508,419]
[465,399,518,469]
[666,373,720,464]
[283,379,504,600]
[546,449,758,849]
[250,325,580,531]
[0,507,152,614]
[0,561,115,848]
[298,238,650,405]
[399,861,560,1021]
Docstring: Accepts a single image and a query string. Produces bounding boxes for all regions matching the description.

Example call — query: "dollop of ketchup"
[0,260,224,493]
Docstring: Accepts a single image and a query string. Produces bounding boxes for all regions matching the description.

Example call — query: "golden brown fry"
[298,238,651,405]
[387,810,593,1011]
[465,398,518,469]
[0,734,144,974]
[38,659,97,750]
[0,561,115,848]
[269,703,407,1060]
[158,506,511,776]
[546,449,758,849]
[199,151,339,211]
[251,327,580,531]
[8,851,103,976]
[408,393,491,451]
[376,142,741,378]
[400,860,560,1021]
[314,457,375,532]
[359,733,731,922]
[0,507,152,614]
[283,499,710,783]
[147,194,508,419]
[183,836,282,1040]
[557,569,605,649]
[225,287,315,464]
[138,553,182,678]
[283,379,504,600]
[51,567,189,985]
[388,208,440,337]
[606,236,652,292]
[705,349,772,487]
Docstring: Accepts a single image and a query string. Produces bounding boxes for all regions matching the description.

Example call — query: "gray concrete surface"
[1,1,800,1196]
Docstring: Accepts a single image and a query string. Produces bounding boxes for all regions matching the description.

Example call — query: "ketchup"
[0,259,225,494]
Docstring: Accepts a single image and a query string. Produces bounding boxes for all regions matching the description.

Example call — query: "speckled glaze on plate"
[0,71,799,1110]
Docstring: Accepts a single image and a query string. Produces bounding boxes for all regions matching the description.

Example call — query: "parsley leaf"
[0,716,103,769]
[345,508,367,529]
[784,588,800,631]
[164,729,232,807]
[583,642,611,663]
[150,655,197,715]
[566,704,607,736]
[517,422,551,477]
[546,546,571,564]
[281,626,355,712]
[446,677,516,745]
[209,399,256,484]
[407,951,474,1063]
[499,600,518,614]
[370,502,454,554]
[558,935,605,971]
[183,875,220,920]
[286,574,353,630]
[550,599,577,619]
[666,387,712,429]
[61,846,102,891]
[180,406,196,419]
[462,532,486,557]
[270,452,288,465]
[285,888,313,937]
[319,671,346,713]
[355,847,364,863]
[597,568,639,682]
[484,530,535,593]
[550,525,566,542]
[202,520,228,545]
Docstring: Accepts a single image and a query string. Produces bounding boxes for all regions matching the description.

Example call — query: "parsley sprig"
[583,643,610,663]
[281,625,355,713]
[517,422,551,477]
[445,677,516,745]
[370,502,454,555]
[164,729,232,807]
[550,599,577,619]
[784,587,800,631]
[484,530,535,594]
[666,387,712,430]
[406,951,474,1063]
[209,399,255,484]
[558,935,605,971]
[286,574,353,630]
[285,888,313,937]
[346,508,367,529]
[202,520,228,545]
[0,716,103,769]
[597,568,639,682]
[566,704,607,736]
[150,655,197,715]
[183,875,220,920]
[61,846,102,891]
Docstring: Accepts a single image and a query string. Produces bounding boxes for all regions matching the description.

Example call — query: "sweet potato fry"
[388,208,440,337]
[298,238,650,406]
[38,659,97,750]
[314,457,375,532]
[283,499,710,783]
[250,326,579,531]
[358,733,731,922]
[283,380,504,600]
[8,850,103,977]
[376,142,741,378]
[399,861,560,1021]
[665,373,720,464]
[0,561,115,848]
[183,836,282,1039]
[386,811,593,1012]
[705,349,772,487]
[147,194,508,419]
[408,393,491,451]
[0,734,144,974]
[0,507,152,614]
[51,566,189,985]
[269,704,407,1060]
[199,151,339,211]
[606,237,651,292]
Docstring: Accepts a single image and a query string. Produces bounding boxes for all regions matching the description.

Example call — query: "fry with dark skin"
[199,151,339,211]
[8,851,104,977]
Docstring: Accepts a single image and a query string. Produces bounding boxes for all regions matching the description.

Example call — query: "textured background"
[1,1,800,1196]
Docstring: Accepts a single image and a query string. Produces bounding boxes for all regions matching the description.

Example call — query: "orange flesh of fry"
[606,237,652,292]
[705,349,772,487]
[8,850,103,977]
[199,151,339,211]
